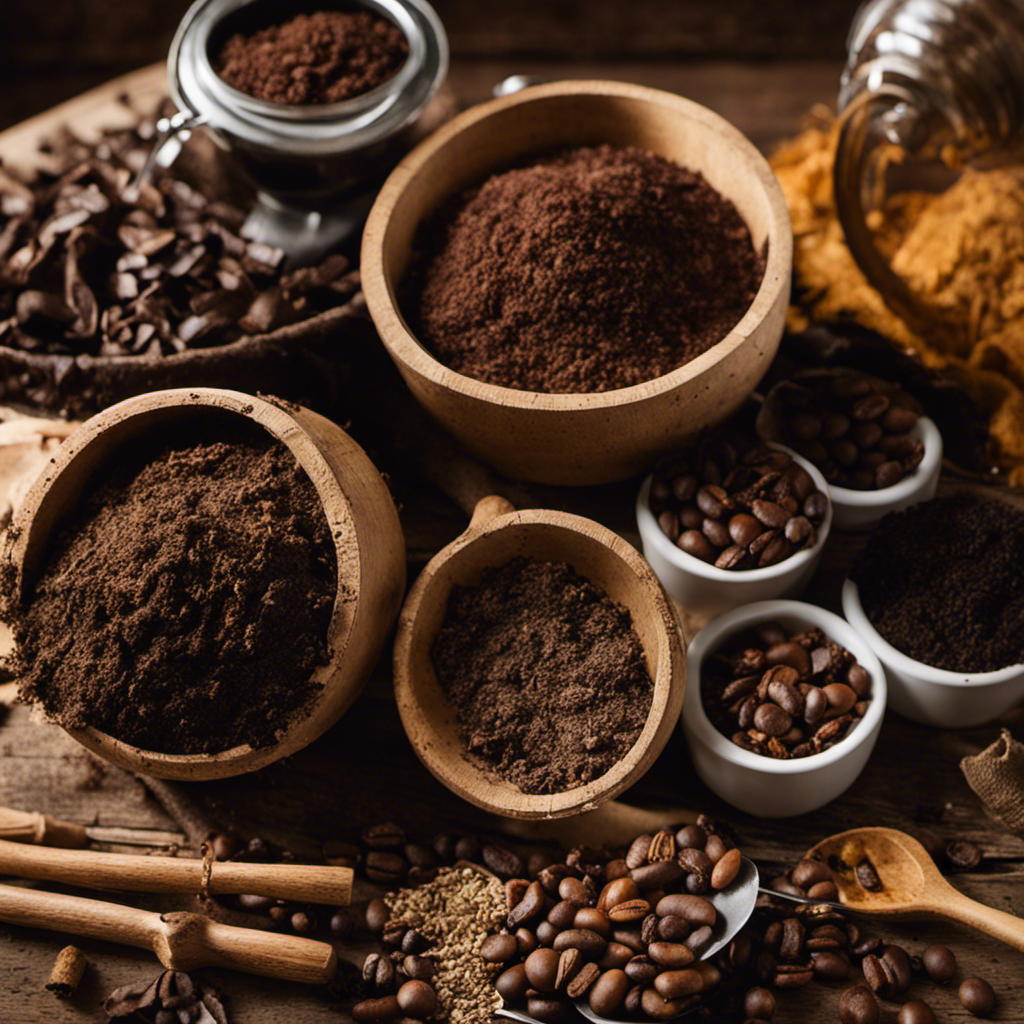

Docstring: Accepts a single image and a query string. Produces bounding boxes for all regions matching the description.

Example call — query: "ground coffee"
[214,9,408,105]
[14,419,337,754]
[431,557,653,794]
[851,493,1024,673]
[407,144,766,393]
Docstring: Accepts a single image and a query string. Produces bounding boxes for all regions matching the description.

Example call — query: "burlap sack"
[961,729,1024,837]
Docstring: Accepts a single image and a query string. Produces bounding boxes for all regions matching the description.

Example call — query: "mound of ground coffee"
[431,557,653,794]
[13,420,337,754]
[851,493,1024,673]
[407,144,765,393]
[214,9,408,105]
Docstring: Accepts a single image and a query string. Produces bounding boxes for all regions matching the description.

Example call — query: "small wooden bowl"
[5,388,406,780]
[393,496,686,818]
[362,80,792,485]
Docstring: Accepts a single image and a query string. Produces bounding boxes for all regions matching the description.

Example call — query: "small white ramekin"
[842,579,1024,727]
[809,416,942,532]
[636,445,832,620]
[682,599,887,818]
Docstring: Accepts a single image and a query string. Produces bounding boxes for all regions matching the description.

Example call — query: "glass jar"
[834,0,1024,333]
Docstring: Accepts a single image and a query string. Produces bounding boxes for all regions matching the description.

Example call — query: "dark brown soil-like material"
[214,9,408,105]
[14,420,337,754]
[851,493,1024,673]
[406,144,766,393]
[431,557,654,794]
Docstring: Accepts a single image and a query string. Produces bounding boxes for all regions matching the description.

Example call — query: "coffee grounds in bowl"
[214,9,408,105]
[431,557,653,794]
[407,144,766,393]
[13,419,337,754]
[850,493,1024,673]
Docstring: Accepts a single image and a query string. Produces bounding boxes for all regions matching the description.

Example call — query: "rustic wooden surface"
[1,44,1023,1024]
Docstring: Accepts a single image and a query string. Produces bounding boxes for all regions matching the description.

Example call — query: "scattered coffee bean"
[855,857,883,891]
[839,984,881,1024]
[898,1000,937,1024]
[396,979,437,1018]
[946,839,983,871]
[922,943,956,984]
[959,976,996,1017]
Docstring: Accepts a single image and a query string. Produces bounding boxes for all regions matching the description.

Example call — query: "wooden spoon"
[807,826,1024,951]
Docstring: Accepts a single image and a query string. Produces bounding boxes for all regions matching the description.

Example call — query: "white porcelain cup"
[842,579,1024,727]
[683,599,887,818]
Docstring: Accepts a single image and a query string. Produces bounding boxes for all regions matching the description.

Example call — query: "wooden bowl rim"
[362,78,793,410]
[7,387,360,778]
[393,504,686,819]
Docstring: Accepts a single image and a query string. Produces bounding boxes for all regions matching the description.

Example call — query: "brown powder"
[407,144,766,393]
[214,9,408,106]
[13,419,337,754]
[431,557,653,795]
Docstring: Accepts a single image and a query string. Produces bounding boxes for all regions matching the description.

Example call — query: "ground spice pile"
[407,144,766,393]
[850,493,1024,673]
[14,420,337,754]
[214,9,408,105]
[431,557,653,794]
[771,111,1024,483]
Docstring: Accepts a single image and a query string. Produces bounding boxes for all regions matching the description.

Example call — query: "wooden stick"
[0,838,353,905]
[0,883,336,984]
[0,808,88,848]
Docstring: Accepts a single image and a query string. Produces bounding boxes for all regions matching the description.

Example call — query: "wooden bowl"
[4,388,406,780]
[361,80,793,485]
[393,496,686,818]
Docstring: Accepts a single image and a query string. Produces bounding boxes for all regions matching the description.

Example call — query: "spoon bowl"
[807,826,1024,950]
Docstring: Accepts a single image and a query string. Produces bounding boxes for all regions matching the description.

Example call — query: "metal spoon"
[496,856,761,1024]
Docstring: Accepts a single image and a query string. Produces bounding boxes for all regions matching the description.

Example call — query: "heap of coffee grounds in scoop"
[851,493,1024,673]
[214,9,408,105]
[431,557,653,794]
[13,420,337,754]
[406,144,766,393]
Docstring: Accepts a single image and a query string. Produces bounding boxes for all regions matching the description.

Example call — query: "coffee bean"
[431,833,457,863]
[537,864,572,897]
[558,877,591,904]
[547,899,580,930]
[290,911,314,934]
[481,932,519,964]
[599,942,635,970]
[654,894,716,926]
[874,460,904,488]
[402,955,434,982]
[588,968,629,1017]
[654,969,703,1000]
[553,947,582,991]
[898,1000,937,1024]
[574,907,610,937]
[862,953,888,995]
[552,929,608,958]
[641,987,694,1020]
[525,948,561,993]
[684,924,713,953]
[535,921,559,947]
[804,492,829,519]
[728,512,763,547]
[696,485,729,518]
[672,474,699,502]
[678,529,715,561]
[564,959,600,998]
[921,943,956,983]
[947,839,983,870]
[959,977,996,1017]
[495,964,529,1002]
[807,880,840,901]
[236,894,275,913]
[363,953,395,991]
[363,823,406,851]
[754,702,792,737]
[854,858,882,892]
[507,881,545,928]
[839,984,880,1024]
[881,405,919,432]
[630,860,684,889]
[657,510,680,541]
[607,898,650,923]
[751,499,791,529]
[329,908,357,939]
[773,968,814,987]
[515,927,538,957]
[711,848,742,889]
[742,986,775,1019]
[812,950,850,981]
[365,851,407,884]
[401,929,429,955]
[675,825,707,851]
[352,995,401,1022]
[365,898,391,933]
[526,996,570,1022]
[703,518,732,548]
[483,843,524,879]
[648,941,696,968]
[790,859,833,890]
[453,834,481,862]
[852,393,890,421]
[715,544,750,569]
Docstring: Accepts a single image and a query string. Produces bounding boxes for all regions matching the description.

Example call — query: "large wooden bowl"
[4,388,406,780]
[361,80,793,485]
[393,496,686,818]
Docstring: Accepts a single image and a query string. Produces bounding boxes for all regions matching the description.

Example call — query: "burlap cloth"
[961,729,1024,837]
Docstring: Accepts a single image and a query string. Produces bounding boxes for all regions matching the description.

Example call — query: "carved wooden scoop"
[807,827,1024,951]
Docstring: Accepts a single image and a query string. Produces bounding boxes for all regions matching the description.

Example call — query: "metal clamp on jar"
[833,0,1024,337]
[162,0,448,262]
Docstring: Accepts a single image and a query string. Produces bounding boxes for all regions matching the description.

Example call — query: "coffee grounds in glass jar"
[214,9,408,105]
[851,493,1024,673]
[13,418,337,754]
[406,144,766,393]
[431,557,653,794]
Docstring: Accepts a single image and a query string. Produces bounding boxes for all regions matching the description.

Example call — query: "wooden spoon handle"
[0,838,353,905]
[941,890,1024,952]
[198,919,337,983]
[0,807,88,847]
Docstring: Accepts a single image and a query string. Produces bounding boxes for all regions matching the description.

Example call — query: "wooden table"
[1,56,1023,1024]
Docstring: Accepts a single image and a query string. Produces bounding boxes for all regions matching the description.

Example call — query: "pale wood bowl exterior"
[362,80,793,485]
[393,496,686,819]
[5,388,406,780]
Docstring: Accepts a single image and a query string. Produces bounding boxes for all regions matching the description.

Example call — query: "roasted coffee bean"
[684,924,713,953]
[743,987,775,1019]
[881,944,912,992]
[631,860,684,889]
[704,518,732,548]
[452,834,481,862]
[403,844,436,870]
[649,941,696,968]
[538,864,573,896]
[677,847,714,876]
[807,880,840,901]
[898,1000,937,1024]
[655,894,716,926]
[564,959,601,999]
[329,908,357,939]
[675,824,707,850]
[210,832,241,861]
[773,968,814,988]
[730,932,754,968]
[554,948,582,991]
[711,848,742,889]
[947,839,983,870]
[481,932,519,964]
[526,995,570,1022]
[363,953,395,991]
[552,929,608,958]
[365,898,391,933]
[607,898,651,923]
[363,823,406,851]
[505,879,530,913]
[641,987,694,1020]
[236,894,276,913]
[508,881,545,927]
[352,995,401,1021]
[483,843,524,879]
[624,954,660,985]
[574,907,610,937]
[401,929,429,955]
[558,877,591,905]
[598,942,635,970]
[851,935,882,958]
[535,921,559,947]
[654,969,703,1000]
[921,943,956,983]
[431,833,457,863]
[496,963,530,1002]
[778,917,805,961]
[704,833,730,862]
[656,914,692,942]
[366,851,407,884]
[547,899,581,930]
[729,513,763,546]
[588,968,630,1017]
[525,948,561,993]
[611,926,645,953]
[959,977,996,1017]
[754,703,792,737]
[861,954,888,995]
[402,955,434,982]
[598,877,641,913]
[839,984,881,1024]
[679,529,715,561]
[290,911,315,934]
[514,927,538,957]
[811,950,850,981]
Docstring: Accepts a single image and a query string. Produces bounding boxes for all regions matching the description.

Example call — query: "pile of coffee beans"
[759,372,924,490]
[701,620,872,759]
[648,431,829,571]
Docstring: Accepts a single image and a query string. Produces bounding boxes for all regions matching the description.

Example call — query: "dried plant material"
[770,112,1024,484]
[46,945,87,998]
[384,867,505,1024]
[104,969,228,1024]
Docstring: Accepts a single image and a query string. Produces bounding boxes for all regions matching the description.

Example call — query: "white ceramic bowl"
[636,446,833,619]
[683,600,887,817]
[825,417,943,531]
[842,578,1024,727]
